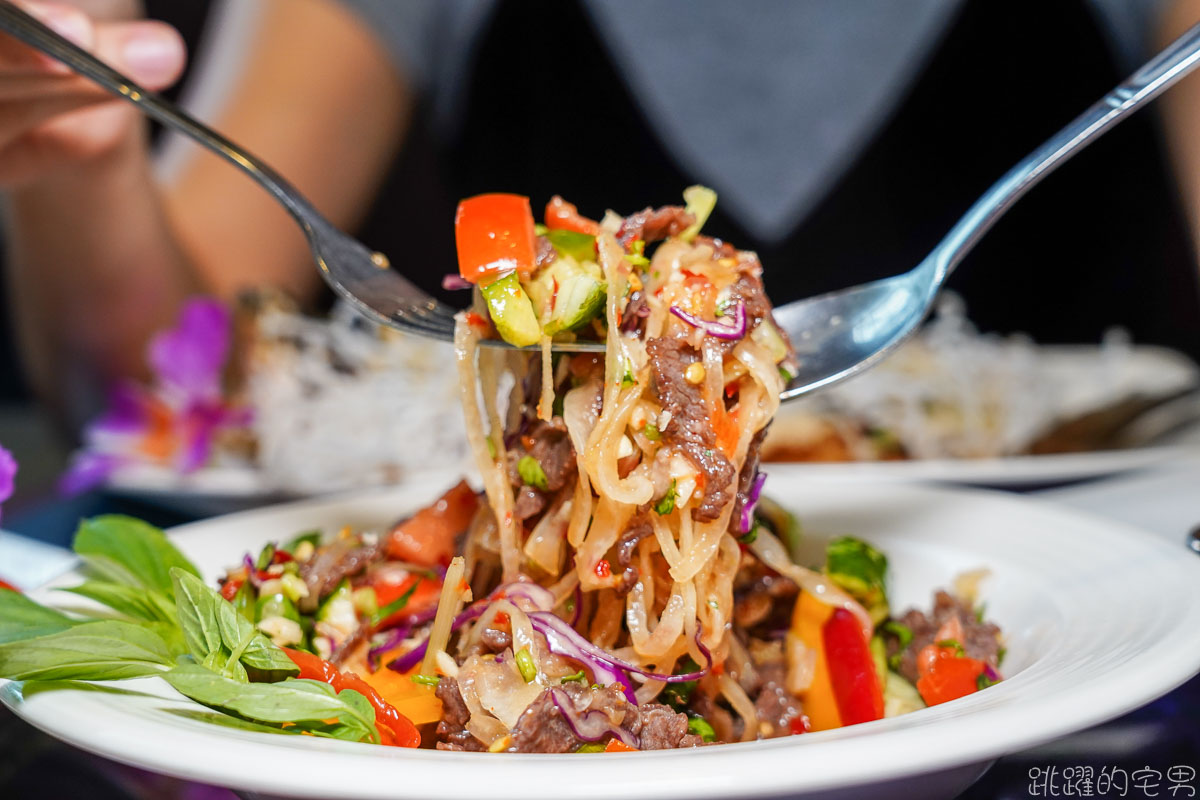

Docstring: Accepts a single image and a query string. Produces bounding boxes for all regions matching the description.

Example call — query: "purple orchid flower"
[60,298,251,496]
[0,445,16,523]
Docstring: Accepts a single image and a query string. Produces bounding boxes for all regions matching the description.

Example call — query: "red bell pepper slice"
[544,195,599,235]
[455,194,538,284]
[822,608,885,725]
[283,648,421,747]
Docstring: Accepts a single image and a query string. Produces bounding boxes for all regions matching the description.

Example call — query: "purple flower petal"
[0,446,17,521]
[148,298,231,401]
[58,451,122,498]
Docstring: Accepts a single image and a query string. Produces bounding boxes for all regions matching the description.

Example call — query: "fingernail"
[122,32,181,82]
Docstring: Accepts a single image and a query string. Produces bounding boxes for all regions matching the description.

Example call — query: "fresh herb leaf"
[0,588,78,645]
[281,531,321,555]
[170,569,297,682]
[659,656,700,711]
[254,543,277,572]
[518,456,549,491]
[642,423,660,441]
[60,582,176,624]
[73,516,200,595]
[162,665,378,743]
[0,620,172,681]
[654,481,677,516]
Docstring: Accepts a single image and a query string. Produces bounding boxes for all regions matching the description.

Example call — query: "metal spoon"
[3,3,1200,400]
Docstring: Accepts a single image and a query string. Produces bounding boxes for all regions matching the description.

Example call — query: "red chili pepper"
[455,194,538,284]
[282,648,421,748]
[915,643,986,706]
[594,559,612,579]
[822,608,884,725]
[219,577,244,601]
[544,195,599,235]
[788,715,811,735]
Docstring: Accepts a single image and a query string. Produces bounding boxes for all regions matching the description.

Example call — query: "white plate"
[4,478,1200,800]
[763,428,1200,488]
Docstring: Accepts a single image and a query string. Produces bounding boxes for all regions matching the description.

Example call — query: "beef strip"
[518,419,577,493]
[752,662,803,739]
[887,590,1003,684]
[507,683,703,753]
[618,206,695,247]
[434,677,486,751]
[693,235,737,259]
[620,290,650,335]
[645,337,735,521]
[616,516,653,567]
[728,427,767,535]
[479,627,513,653]
[513,485,548,523]
[298,538,383,611]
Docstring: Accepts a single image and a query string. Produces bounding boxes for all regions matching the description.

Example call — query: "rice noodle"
[422,556,468,677]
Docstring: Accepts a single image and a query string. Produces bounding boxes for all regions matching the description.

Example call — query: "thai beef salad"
[0,189,1004,752]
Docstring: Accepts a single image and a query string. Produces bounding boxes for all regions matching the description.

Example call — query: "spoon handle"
[927,20,1200,284]
[0,1,319,228]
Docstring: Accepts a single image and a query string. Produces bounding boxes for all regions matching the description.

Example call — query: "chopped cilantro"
[518,455,549,491]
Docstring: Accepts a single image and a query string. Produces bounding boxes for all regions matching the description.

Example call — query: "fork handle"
[929,20,1200,283]
[0,1,322,233]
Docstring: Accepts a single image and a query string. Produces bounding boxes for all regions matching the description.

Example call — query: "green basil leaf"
[74,516,200,595]
[162,665,376,741]
[0,588,79,645]
[60,582,177,624]
[238,635,300,681]
[0,620,173,681]
[170,569,225,661]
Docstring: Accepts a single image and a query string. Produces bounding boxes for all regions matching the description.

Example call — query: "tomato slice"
[915,643,985,706]
[386,480,479,567]
[455,194,538,284]
[544,195,599,236]
[371,573,442,629]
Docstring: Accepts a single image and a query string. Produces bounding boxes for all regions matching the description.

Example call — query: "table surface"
[1,456,1197,800]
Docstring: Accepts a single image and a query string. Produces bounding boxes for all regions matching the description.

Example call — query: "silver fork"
[4,3,1200,395]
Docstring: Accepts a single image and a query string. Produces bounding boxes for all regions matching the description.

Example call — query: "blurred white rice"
[245,301,470,492]
[769,294,1197,459]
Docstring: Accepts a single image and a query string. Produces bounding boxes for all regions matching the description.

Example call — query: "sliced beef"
[479,627,513,653]
[513,485,548,523]
[518,419,577,493]
[616,516,653,567]
[646,337,736,521]
[618,206,695,246]
[298,538,383,611]
[693,234,737,259]
[752,662,803,739]
[434,677,486,751]
[508,683,702,753]
[620,290,650,334]
[887,590,1003,684]
[728,427,767,535]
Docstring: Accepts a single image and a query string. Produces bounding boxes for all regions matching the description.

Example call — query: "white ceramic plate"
[4,478,1200,800]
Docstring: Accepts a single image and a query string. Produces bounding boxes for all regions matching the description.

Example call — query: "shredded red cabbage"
[739,472,768,534]
[241,554,263,589]
[669,299,746,340]
[548,687,640,749]
[385,604,486,674]
[442,274,472,291]
[495,581,555,611]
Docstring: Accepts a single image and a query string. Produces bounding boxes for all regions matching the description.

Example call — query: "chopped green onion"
[882,620,913,671]
[560,670,587,684]
[621,361,636,389]
[643,423,660,441]
[518,456,549,491]
[515,647,537,682]
[654,481,677,516]
[411,674,441,687]
[687,715,716,743]
[739,522,759,545]
[575,742,606,753]
[778,365,795,383]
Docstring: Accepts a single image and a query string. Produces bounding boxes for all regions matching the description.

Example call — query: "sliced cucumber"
[525,256,607,336]
[480,271,542,347]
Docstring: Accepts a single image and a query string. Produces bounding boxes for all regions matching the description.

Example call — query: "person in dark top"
[1,0,1198,425]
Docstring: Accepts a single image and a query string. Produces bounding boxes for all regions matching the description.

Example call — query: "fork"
[4,3,1200,396]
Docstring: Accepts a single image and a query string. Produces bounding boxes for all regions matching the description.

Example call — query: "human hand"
[0,0,185,186]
